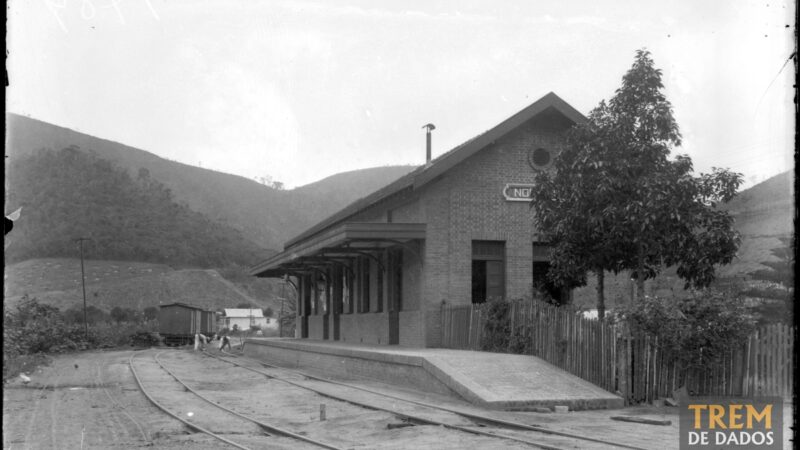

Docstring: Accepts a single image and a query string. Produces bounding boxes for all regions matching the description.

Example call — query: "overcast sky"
[7,0,795,189]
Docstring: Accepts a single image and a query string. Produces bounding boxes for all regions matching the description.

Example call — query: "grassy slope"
[3,258,271,312]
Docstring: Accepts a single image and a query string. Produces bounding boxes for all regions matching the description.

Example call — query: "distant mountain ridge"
[5,113,416,254]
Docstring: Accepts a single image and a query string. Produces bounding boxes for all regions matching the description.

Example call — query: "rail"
[206,349,645,450]
[128,351,250,450]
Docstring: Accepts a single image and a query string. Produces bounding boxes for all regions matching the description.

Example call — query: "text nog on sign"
[503,183,535,202]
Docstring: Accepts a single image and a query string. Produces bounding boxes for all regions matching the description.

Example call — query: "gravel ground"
[3,348,794,449]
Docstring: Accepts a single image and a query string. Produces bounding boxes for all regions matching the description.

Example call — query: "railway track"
[203,349,647,450]
[129,350,343,449]
[132,349,562,449]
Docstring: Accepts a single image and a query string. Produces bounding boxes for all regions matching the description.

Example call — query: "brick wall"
[424,306,443,347]
[307,315,325,340]
[418,122,567,307]
[398,310,423,347]
[339,312,390,345]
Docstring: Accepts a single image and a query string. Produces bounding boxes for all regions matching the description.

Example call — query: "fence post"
[617,325,629,405]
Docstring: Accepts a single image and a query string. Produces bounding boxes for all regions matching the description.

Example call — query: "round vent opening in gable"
[528,148,552,170]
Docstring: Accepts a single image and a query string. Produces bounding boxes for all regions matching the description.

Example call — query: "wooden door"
[486,260,505,300]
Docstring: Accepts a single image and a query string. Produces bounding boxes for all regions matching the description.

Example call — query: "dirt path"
[3,350,220,449]
[3,349,794,449]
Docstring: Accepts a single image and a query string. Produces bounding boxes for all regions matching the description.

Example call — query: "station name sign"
[503,183,535,202]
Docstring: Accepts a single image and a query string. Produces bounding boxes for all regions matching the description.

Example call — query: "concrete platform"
[243,338,623,411]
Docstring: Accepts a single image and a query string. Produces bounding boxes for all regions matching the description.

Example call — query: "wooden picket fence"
[622,323,794,403]
[440,299,617,393]
[440,300,794,403]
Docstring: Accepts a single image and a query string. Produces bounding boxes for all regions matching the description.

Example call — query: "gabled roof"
[281,92,585,251]
[159,302,206,311]
[223,308,265,318]
[249,222,426,277]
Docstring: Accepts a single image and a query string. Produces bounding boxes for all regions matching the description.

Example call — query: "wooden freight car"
[158,302,217,346]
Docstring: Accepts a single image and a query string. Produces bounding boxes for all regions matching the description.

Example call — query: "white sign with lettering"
[503,183,535,202]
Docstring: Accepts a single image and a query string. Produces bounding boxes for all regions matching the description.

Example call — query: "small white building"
[222,308,271,331]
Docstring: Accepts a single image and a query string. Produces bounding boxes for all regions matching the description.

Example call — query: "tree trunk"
[636,246,646,303]
[596,270,606,321]
[637,277,645,302]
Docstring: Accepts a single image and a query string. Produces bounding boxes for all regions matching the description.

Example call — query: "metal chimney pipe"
[422,123,435,163]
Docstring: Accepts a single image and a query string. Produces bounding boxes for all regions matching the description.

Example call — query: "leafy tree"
[744,236,794,323]
[5,147,268,267]
[143,306,159,322]
[480,299,511,352]
[110,306,128,323]
[530,49,742,319]
[125,308,142,323]
[263,307,274,318]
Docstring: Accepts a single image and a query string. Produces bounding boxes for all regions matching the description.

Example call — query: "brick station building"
[250,92,586,347]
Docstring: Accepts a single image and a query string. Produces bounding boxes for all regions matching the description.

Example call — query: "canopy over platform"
[249,222,426,278]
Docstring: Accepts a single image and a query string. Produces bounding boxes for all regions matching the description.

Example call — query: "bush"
[143,306,159,322]
[619,289,755,368]
[480,298,511,352]
[3,296,158,381]
[507,324,529,354]
[129,331,163,347]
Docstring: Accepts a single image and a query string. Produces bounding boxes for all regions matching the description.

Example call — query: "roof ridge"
[276,92,585,252]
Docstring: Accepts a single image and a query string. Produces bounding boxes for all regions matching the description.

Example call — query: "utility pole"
[75,237,90,339]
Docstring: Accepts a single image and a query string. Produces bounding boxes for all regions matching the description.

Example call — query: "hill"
[5,147,267,267]
[3,258,279,313]
[4,114,411,315]
[5,113,416,251]
[292,165,417,218]
[721,170,793,238]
